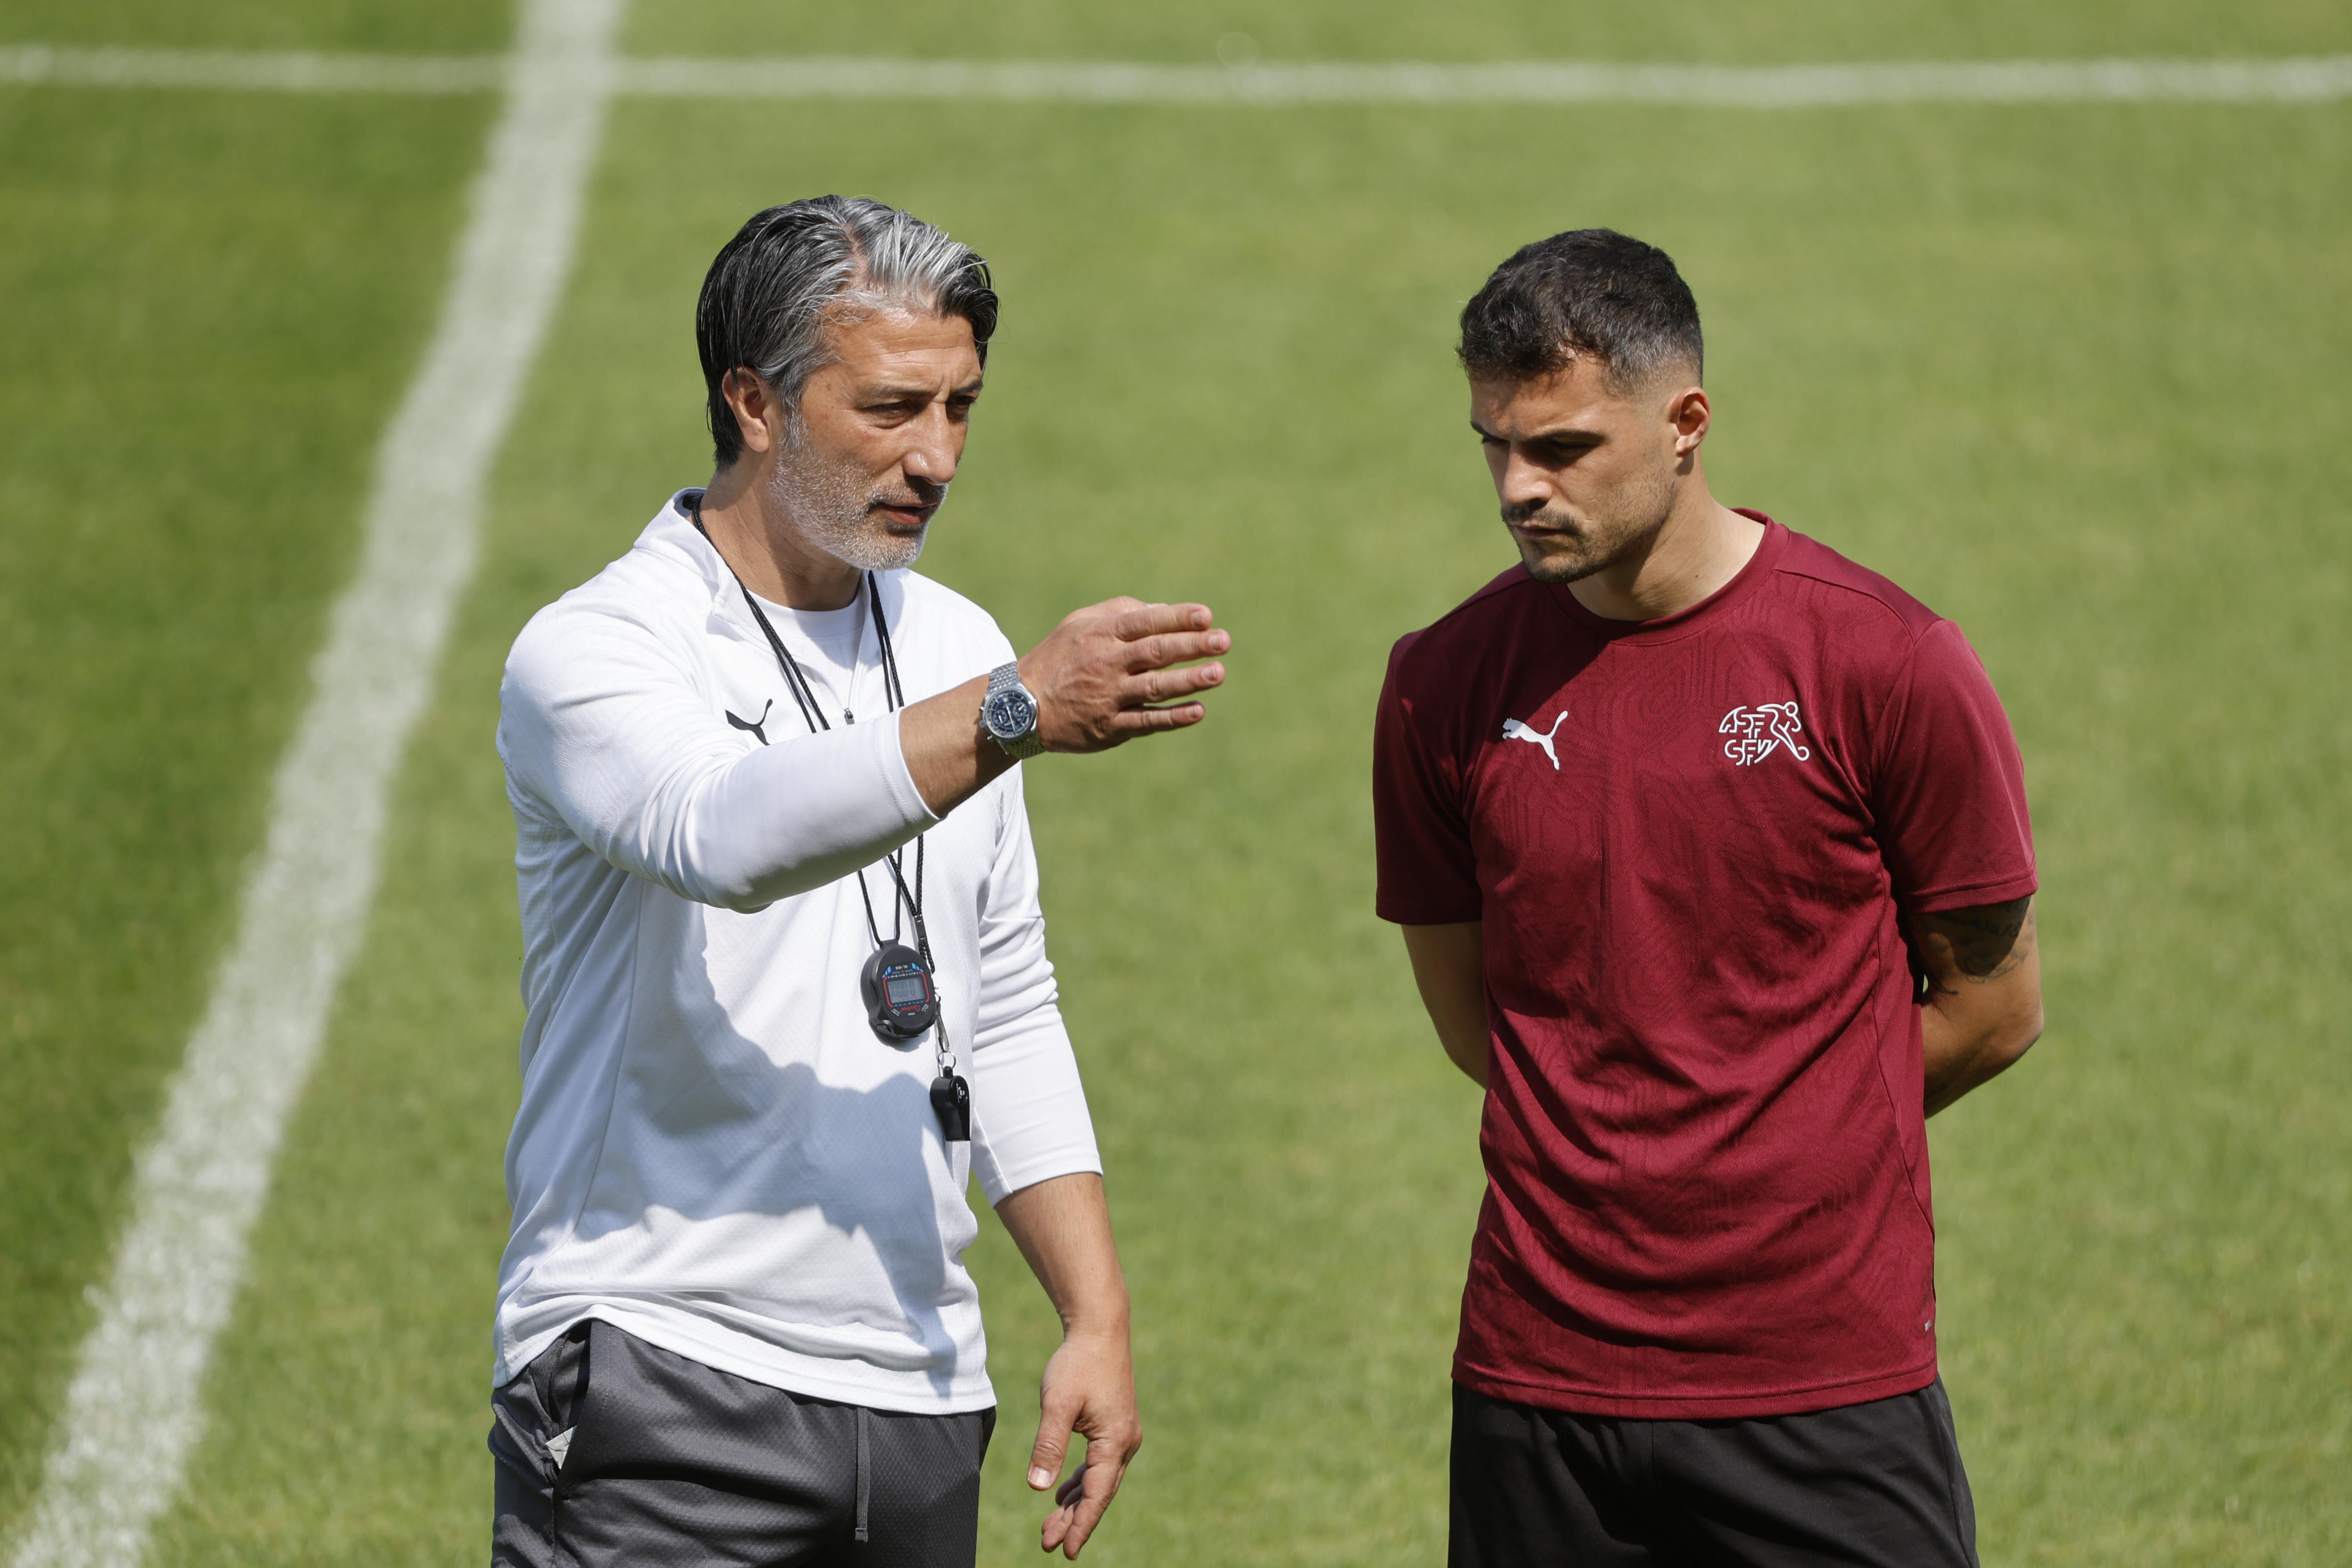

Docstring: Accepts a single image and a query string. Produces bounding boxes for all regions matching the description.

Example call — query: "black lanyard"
[746,567,926,956]
[689,497,971,1140]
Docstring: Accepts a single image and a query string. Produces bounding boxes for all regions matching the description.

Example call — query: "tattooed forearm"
[1908,897,2034,993]
[1913,895,2043,1114]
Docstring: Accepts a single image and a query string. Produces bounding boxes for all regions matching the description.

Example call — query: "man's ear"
[1668,385,1711,457]
[722,368,781,457]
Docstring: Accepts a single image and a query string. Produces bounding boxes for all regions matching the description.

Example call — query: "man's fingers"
[1103,703,1207,736]
[1121,663,1224,707]
[1039,1464,1087,1552]
[1024,597,1227,754]
[1105,601,1213,642]
[1049,1452,1126,1558]
[1119,629,1231,674]
[1037,1472,1111,1558]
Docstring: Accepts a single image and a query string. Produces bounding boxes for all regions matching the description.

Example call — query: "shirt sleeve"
[1373,633,1484,924]
[1869,619,2039,914]
[964,765,1102,1206]
[498,597,937,912]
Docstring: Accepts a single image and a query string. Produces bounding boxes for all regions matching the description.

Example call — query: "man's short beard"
[1511,510,1636,585]
[1507,463,1676,586]
[765,419,937,573]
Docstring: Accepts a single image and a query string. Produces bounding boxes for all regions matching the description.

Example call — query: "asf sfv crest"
[1719,702,1811,766]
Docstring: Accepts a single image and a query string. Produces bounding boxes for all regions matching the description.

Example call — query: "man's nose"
[902,408,960,488]
[1498,446,1553,509]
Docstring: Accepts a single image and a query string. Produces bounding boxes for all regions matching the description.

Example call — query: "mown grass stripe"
[0,3,622,1565]
[3,45,2350,105]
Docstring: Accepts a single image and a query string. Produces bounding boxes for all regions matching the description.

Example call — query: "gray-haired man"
[489,197,1227,1565]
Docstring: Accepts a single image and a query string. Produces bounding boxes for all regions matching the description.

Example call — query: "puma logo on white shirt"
[1502,711,1568,770]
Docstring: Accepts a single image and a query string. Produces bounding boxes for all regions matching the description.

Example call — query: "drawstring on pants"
[854,1406,873,1544]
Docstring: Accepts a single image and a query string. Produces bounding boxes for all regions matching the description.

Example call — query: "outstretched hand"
[1018,598,1230,752]
[896,598,1230,816]
[1027,1329,1142,1559]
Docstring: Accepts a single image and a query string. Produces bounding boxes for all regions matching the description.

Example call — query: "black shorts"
[491,1320,996,1568]
[1450,1379,1979,1568]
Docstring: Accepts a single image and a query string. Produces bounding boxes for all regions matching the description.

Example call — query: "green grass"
[0,0,508,52]
[4,2,2349,1564]
[634,0,2352,65]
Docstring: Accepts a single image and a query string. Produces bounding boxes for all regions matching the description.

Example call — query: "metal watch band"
[986,661,1046,759]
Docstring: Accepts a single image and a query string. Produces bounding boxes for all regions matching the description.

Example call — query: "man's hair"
[1458,228,1702,392]
[696,196,999,467]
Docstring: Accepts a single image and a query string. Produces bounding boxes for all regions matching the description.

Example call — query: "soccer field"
[3,1,2349,1563]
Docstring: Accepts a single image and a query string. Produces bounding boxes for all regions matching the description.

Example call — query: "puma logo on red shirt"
[1502,711,1568,770]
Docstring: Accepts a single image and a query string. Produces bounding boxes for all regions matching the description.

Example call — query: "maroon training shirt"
[1374,516,2035,1419]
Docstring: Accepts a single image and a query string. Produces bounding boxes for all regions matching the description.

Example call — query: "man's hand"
[1909,895,2043,1115]
[897,600,1228,816]
[1027,1327,1140,1559]
[993,1173,1142,1560]
[1019,598,1230,752]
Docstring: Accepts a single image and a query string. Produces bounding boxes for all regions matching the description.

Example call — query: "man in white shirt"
[490,196,1230,1567]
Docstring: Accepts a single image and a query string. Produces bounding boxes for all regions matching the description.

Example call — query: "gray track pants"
[491,1320,995,1567]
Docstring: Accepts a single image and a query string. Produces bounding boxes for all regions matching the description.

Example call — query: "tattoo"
[1907,898,2034,995]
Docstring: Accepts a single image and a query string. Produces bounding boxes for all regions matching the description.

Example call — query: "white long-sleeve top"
[493,492,1100,1413]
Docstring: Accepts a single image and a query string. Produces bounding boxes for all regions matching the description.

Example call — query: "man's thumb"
[1027,1413,1071,1491]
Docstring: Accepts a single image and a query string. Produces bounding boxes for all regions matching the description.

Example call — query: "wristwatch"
[981,661,1046,759]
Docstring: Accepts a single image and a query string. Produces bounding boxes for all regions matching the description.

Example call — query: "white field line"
[0,44,501,93]
[3,44,2351,105]
[614,53,2352,105]
[1,3,623,1566]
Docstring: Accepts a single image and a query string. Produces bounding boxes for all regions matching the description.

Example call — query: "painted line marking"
[2,45,2350,105]
[0,45,503,94]
[1,2,623,1565]
[612,53,2352,105]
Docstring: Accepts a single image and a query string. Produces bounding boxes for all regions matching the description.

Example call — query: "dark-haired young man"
[491,197,1229,1566]
[1375,230,2042,1566]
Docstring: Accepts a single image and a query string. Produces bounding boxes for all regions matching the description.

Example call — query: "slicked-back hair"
[1458,229,1702,393]
[695,195,998,467]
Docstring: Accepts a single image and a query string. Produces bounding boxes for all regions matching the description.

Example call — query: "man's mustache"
[867,480,948,517]
[1503,501,1578,530]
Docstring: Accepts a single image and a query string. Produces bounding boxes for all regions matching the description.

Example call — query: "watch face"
[983,686,1038,740]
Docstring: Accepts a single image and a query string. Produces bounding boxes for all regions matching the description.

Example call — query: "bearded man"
[490,197,1228,1566]
[1375,229,2042,1566]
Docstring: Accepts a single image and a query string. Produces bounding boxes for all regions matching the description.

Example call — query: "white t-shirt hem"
[498,1301,999,1415]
